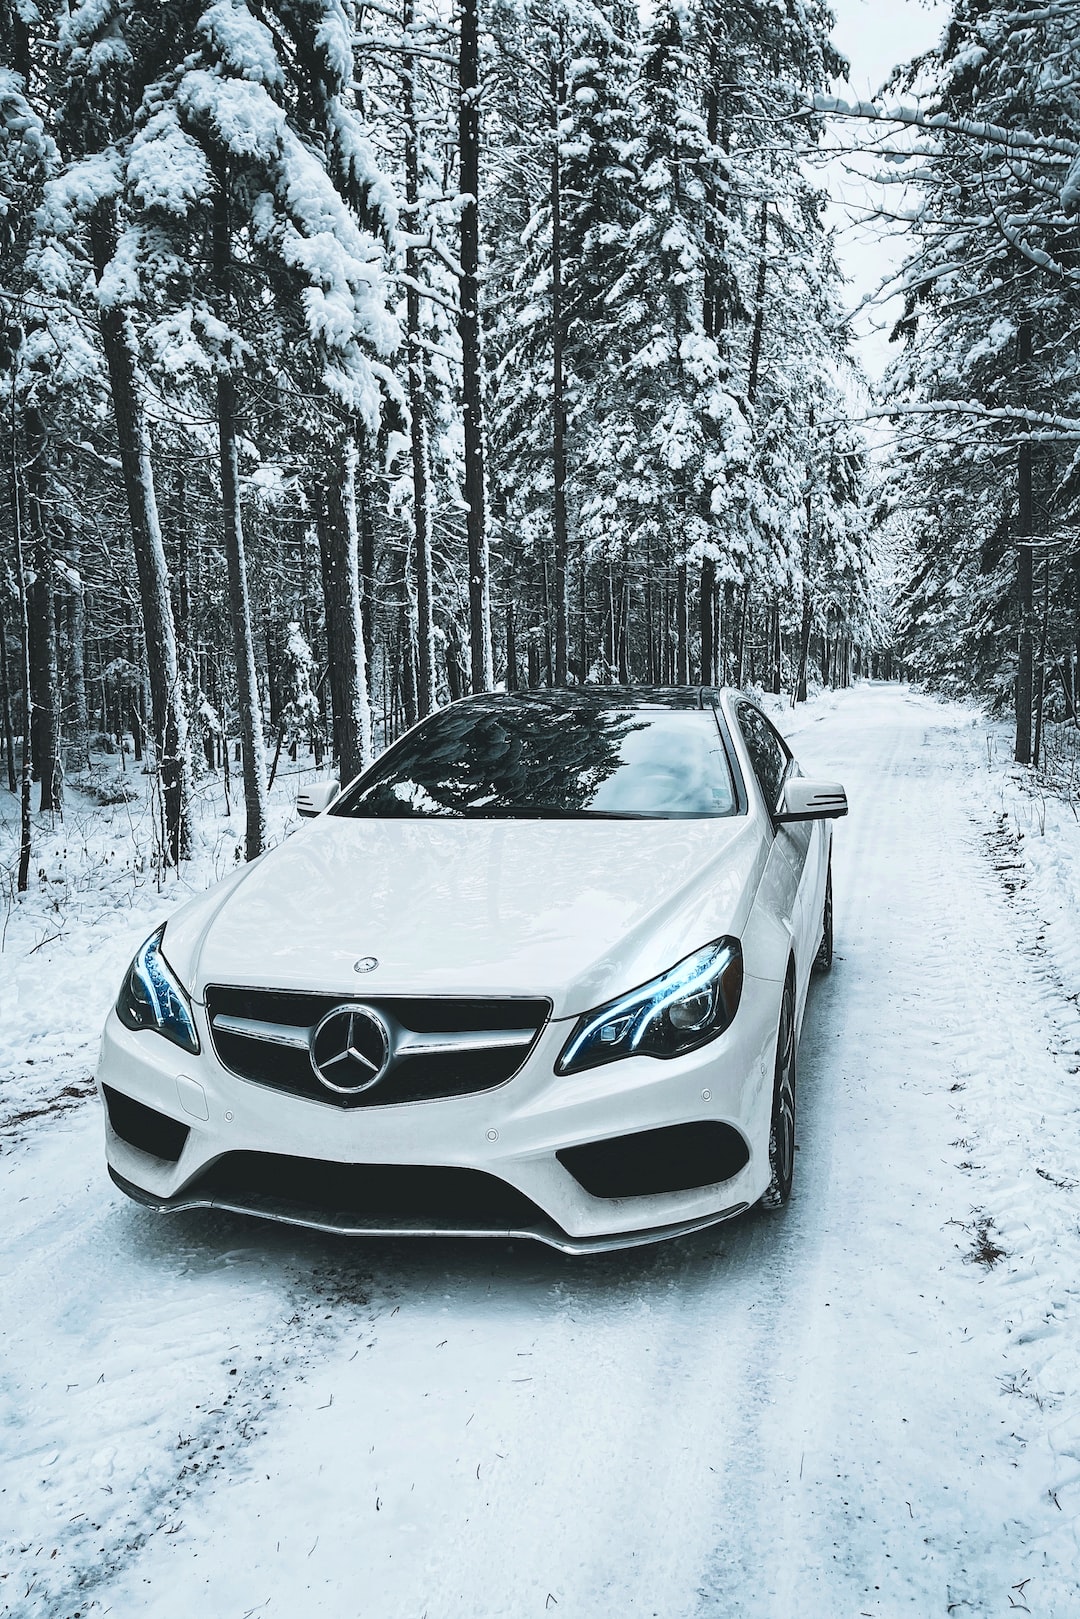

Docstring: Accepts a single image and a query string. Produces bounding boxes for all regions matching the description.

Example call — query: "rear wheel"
[813,859,833,973]
[762,974,797,1209]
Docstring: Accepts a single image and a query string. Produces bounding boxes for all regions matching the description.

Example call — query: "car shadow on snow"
[114,1178,807,1319]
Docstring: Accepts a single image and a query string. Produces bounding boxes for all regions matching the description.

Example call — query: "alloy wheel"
[763,977,797,1208]
[814,863,834,973]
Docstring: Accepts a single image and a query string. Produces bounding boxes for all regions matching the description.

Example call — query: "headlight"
[115,926,200,1055]
[556,938,743,1076]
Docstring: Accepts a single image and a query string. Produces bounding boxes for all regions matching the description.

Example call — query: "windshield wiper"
[460,804,654,820]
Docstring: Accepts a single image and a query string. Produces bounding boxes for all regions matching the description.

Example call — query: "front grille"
[204,986,550,1108]
[191,1152,552,1231]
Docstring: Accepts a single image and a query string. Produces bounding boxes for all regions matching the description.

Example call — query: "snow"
[1063,153,1080,216]
[93,223,141,310]
[313,4,354,90]
[38,153,121,237]
[0,67,52,167]
[128,109,213,217]
[197,0,286,89]
[177,71,287,163]
[3,684,1080,1615]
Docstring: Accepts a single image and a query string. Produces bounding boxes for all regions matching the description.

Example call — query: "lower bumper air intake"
[102,1085,190,1164]
[557,1121,750,1199]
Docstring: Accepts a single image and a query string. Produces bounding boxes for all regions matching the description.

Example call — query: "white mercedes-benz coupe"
[97,688,847,1254]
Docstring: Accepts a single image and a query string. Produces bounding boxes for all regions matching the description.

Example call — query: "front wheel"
[762,974,797,1209]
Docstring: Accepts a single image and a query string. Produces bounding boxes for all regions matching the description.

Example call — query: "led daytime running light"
[557,939,742,1076]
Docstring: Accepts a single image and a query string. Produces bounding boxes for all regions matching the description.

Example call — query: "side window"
[736,704,789,810]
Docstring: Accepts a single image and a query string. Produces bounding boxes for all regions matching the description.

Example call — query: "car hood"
[170,814,764,1019]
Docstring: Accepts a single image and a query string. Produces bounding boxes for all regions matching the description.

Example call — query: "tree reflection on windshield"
[332,696,737,819]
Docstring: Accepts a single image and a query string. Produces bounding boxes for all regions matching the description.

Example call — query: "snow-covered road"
[3,684,1080,1618]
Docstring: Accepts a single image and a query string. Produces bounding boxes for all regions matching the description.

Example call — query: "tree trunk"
[399,590,418,729]
[1033,549,1051,768]
[526,627,540,689]
[27,556,59,808]
[322,435,374,785]
[746,203,769,402]
[458,0,492,691]
[541,543,554,684]
[617,572,630,682]
[91,202,190,859]
[64,552,90,767]
[644,535,655,683]
[505,588,519,691]
[700,555,715,685]
[174,470,204,772]
[1015,319,1034,765]
[675,558,688,684]
[446,619,466,699]
[402,2,436,719]
[211,170,267,859]
[218,367,267,856]
[316,492,345,764]
[735,580,749,688]
[794,593,812,706]
[0,594,16,794]
[578,539,587,682]
[796,407,816,707]
[24,403,61,810]
[699,50,731,689]
[550,39,569,686]
[702,43,727,344]
[8,367,33,889]
[356,431,376,701]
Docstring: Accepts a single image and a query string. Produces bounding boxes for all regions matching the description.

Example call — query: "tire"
[762,973,797,1209]
[813,859,833,974]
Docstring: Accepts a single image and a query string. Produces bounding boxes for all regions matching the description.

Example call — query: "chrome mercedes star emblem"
[309,1004,391,1094]
[353,957,378,974]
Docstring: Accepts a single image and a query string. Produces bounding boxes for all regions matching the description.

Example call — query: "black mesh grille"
[193,1152,551,1230]
[204,986,550,1108]
[103,1085,189,1163]
[558,1122,750,1199]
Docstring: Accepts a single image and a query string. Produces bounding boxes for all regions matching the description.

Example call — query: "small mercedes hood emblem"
[353,957,378,974]
[310,1005,390,1094]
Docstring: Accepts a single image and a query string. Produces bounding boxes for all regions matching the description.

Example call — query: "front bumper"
[107,1165,750,1254]
[96,980,780,1252]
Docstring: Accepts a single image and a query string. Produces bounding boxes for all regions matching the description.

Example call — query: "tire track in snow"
[79,1214,808,1619]
[696,690,1080,1617]
[0,1115,386,1618]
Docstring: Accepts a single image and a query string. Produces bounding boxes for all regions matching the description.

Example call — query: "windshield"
[331,698,738,820]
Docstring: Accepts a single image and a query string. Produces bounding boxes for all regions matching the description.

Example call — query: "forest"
[5,10,1080,1609]
[0,0,1077,884]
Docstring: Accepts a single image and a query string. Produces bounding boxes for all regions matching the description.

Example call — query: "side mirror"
[775,779,848,824]
[296,780,340,819]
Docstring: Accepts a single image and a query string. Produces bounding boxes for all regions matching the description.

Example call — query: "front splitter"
[109,1166,750,1256]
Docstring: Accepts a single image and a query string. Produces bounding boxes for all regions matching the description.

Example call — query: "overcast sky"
[823,0,952,380]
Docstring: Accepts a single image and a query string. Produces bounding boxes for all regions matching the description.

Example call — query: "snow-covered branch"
[812,95,1080,162]
[858,401,1080,442]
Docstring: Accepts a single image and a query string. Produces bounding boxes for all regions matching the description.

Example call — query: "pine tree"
[884,0,1080,754]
